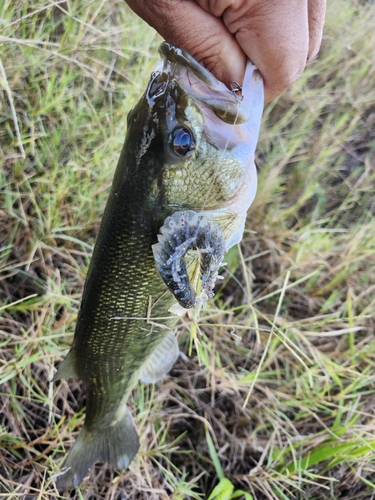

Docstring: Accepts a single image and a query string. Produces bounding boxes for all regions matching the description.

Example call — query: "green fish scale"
[72,209,177,429]
[69,88,181,424]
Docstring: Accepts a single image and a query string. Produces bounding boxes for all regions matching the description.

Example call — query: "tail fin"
[56,406,139,491]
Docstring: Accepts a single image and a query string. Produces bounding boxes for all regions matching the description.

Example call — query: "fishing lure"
[152,210,226,309]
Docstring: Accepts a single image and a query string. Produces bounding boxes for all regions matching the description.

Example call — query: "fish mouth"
[159,42,221,89]
[158,41,263,127]
[155,42,264,248]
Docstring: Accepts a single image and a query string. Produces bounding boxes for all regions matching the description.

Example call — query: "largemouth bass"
[54,42,263,490]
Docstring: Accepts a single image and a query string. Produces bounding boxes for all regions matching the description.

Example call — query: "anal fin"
[139,332,179,384]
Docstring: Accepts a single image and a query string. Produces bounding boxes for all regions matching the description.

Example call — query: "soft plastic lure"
[153,210,226,308]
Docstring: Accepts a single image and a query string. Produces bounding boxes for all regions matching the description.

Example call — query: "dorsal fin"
[53,351,78,382]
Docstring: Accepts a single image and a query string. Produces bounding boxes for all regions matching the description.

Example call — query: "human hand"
[125,0,326,103]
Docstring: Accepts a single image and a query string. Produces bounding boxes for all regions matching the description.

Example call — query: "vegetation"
[1,0,375,498]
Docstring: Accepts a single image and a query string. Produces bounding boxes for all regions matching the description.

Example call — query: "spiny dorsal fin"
[139,332,179,384]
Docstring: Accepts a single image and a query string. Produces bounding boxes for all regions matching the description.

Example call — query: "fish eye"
[171,127,194,156]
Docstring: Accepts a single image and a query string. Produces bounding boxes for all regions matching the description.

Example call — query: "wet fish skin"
[54,42,263,490]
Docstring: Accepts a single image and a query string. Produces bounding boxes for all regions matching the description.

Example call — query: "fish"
[54,41,263,490]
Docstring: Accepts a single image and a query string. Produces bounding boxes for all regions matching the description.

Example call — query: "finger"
[307,0,326,60]
[221,0,310,102]
[125,0,246,88]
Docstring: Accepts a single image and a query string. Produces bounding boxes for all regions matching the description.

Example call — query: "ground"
[1,1,375,499]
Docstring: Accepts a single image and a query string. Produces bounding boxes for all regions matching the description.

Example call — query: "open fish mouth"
[155,41,264,223]
[158,42,262,126]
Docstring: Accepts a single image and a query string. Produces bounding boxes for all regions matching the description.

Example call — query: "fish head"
[125,42,263,249]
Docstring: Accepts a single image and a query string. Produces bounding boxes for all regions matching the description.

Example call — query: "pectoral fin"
[139,332,179,384]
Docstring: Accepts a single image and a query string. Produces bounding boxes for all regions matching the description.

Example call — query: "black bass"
[54,42,263,490]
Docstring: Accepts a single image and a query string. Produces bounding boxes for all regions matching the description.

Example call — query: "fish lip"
[159,41,219,89]
[158,41,264,126]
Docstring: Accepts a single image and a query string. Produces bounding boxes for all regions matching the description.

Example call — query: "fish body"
[55,42,263,490]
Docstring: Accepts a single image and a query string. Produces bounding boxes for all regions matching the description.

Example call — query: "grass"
[1,0,375,498]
